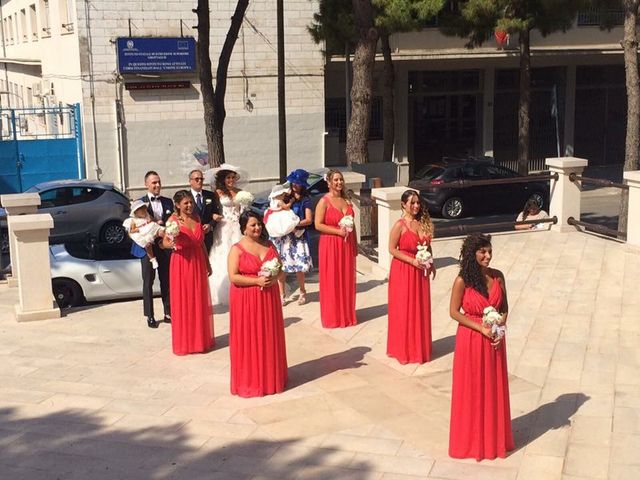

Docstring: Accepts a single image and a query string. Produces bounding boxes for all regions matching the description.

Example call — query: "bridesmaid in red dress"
[228,210,288,397]
[314,169,357,328]
[387,190,436,364]
[163,190,213,356]
[449,233,514,460]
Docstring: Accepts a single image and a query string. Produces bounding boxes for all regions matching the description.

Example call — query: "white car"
[50,242,159,307]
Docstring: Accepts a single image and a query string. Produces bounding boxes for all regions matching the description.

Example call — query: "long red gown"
[229,243,288,397]
[449,278,514,460]
[387,221,432,364]
[169,221,214,355]
[318,196,357,328]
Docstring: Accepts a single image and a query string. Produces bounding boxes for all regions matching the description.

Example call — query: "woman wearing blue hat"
[272,169,314,305]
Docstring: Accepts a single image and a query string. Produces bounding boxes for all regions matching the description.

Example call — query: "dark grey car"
[1,180,130,253]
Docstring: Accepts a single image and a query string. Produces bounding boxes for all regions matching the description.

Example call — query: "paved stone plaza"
[1,230,639,480]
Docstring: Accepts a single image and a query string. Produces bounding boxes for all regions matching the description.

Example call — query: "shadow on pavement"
[431,335,456,361]
[356,304,387,324]
[0,407,374,479]
[287,346,372,389]
[511,392,590,452]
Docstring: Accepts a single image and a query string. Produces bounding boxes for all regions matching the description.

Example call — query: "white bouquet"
[258,258,281,291]
[482,306,506,339]
[338,215,355,242]
[415,243,433,277]
[235,191,254,207]
[164,220,180,240]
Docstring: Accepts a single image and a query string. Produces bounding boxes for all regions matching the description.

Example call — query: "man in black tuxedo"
[189,169,221,253]
[132,170,173,328]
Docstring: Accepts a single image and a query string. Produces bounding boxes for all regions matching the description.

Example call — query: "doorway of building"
[409,70,483,177]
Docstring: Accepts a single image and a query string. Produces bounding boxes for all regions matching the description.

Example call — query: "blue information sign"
[117,37,196,73]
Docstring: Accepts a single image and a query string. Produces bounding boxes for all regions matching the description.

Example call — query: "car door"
[95,243,159,297]
[38,187,74,239]
[460,164,489,214]
[485,165,525,213]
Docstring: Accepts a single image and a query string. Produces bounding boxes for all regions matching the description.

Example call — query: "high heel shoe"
[298,292,306,305]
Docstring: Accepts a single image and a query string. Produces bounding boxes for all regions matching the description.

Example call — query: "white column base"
[15,303,61,322]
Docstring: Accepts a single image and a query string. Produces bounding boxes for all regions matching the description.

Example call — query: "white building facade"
[1,0,325,195]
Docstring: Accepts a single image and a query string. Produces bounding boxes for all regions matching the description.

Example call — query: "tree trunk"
[517,28,531,175]
[212,0,250,166]
[346,0,378,166]
[194,0,219,167]
[380,31,395,164]
[619,1,640,234]
[195,0,249,168]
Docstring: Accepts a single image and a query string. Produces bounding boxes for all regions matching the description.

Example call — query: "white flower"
[235,191,254,207]
[259,258,281,278]
[415,244,432,264]
[338,215,354,232]
[165,220,180,239]
[205,198,212,204]
[482,306,505,338]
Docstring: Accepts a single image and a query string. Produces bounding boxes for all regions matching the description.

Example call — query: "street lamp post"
[277,0,287,183]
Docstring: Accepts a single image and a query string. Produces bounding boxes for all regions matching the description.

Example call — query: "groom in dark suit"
[132,170,173,328]
[189,169,221,253]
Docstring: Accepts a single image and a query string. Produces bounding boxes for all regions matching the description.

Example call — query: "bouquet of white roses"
[235,191,254,207]
[338,215,354,242]
[415,243,433,277]
[482,306,506,340]
[258,258,281,290]
[164,220,180,249]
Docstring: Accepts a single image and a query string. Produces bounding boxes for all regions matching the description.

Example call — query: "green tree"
[441,0,585,174]
[309,1,443,165]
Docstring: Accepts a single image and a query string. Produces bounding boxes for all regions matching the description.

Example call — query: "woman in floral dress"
[272,169,314,305]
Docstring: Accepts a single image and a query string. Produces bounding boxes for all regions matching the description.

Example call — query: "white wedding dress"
[208,194,244,306]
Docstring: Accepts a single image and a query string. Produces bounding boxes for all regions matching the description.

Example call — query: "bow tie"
[149,196,159,201]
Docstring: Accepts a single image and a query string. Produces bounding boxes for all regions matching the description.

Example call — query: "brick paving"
[0,229,639,479]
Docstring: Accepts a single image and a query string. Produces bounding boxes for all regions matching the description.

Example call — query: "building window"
[29,4,38,41]
[27,87,33,107]
[8,15,15,44]
[2,18,8,44]
[39,0,51,37]
[325,97,383,143]
[20,9,28,42]
[59,0,73,32]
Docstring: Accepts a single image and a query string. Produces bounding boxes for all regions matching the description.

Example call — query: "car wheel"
[527,192,546,209]
[100,221,126,244]
[442,197,464,219]
[52,278,84,308]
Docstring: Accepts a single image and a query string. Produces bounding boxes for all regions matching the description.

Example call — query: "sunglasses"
[191,177,204,181]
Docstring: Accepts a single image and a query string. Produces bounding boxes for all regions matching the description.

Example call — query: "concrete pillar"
[545,157,588,232]
[395,160,410,186]
[624,171,640,248]
[0,193,41,287]
[394,67,409,165]
[371,186,413,273]
[343,171,366,243]
[10,214,60,322]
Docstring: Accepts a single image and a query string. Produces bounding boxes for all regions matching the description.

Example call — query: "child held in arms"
[123,200,166,269]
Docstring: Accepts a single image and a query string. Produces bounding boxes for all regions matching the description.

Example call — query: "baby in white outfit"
[123,200,166,268]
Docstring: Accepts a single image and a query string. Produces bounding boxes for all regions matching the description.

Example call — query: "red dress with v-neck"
[449,278,514,460]
[229,243,288,397]
[169,221,214,355]
[387,220,432,364]
[318,196,357,328]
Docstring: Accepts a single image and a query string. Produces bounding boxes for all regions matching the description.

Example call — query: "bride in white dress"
[207,165,247,306]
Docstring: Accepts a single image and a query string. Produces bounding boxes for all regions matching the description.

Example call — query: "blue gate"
[0,103,85,194]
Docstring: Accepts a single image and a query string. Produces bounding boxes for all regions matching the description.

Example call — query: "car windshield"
[415,165,445,180]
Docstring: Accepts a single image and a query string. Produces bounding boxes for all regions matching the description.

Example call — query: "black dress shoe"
[147,317,158,328]
[163,315,171,324]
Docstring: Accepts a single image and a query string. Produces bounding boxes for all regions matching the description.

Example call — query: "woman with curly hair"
[387,190,436,364]
[314,169,357,328]
[449,233,514,460]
